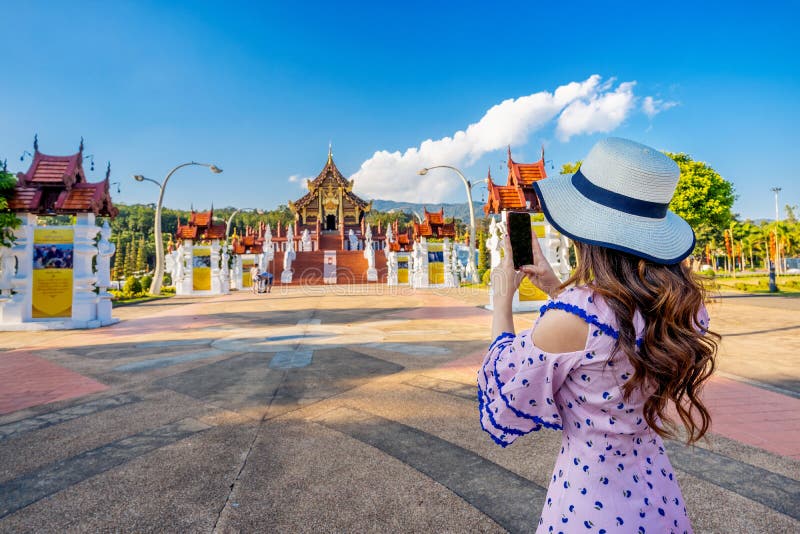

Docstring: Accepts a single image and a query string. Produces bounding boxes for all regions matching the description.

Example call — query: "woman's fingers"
[530,231,546,263]
[501,228,514,267]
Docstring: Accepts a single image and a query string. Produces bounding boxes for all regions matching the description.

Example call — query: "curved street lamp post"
[226,208,264,237]
[133,162,223,296]
[418,166,486,284]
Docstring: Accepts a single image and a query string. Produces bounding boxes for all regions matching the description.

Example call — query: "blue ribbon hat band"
[571,169,669,219]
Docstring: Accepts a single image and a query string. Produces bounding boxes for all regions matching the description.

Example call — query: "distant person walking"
[250,265,260,294]
[479,138,718,533]
[261,270,273,293]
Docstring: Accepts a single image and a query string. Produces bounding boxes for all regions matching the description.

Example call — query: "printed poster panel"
[32,228,74,318]
[427,243,444,285]
[324,250,337,284]
[192,247,211,291]
[397,254,409,284]
[241,254,257,288]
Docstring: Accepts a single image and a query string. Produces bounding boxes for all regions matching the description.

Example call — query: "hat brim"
[533,174,696,265]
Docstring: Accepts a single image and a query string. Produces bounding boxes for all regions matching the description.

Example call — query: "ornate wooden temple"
[289,147,372,234]
[8,138,117,217]
[170,207,229,296]
[230,222,267,255]
[267,148,389,285]
[175,208,226,242]
[387,220,413,252]
[483,147,548,214]
[412,207,457,241]
[1,138,119,329]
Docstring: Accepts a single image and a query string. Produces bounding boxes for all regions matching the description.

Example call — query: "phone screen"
[507,211,533,270]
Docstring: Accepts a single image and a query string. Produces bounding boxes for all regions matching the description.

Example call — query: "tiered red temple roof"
[176,207,226,241]
[231,222,267,254]
[388,220,413,252]
[483,146,547,214]
[8,138,118,217]
[289,149,371,227]
[412,207,456,240]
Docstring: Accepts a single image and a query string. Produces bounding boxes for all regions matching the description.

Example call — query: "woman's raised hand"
[490,226,526,305]
[519,232,563,299]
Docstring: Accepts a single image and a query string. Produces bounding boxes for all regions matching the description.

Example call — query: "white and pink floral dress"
[478,286,709,534]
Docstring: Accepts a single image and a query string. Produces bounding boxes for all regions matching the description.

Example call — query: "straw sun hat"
[533,137,695,264]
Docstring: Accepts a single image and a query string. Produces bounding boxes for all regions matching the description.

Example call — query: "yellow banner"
[193,268,211,291]
[242,255,256,288]
[34,228,74,245]
[428,262,444,284]
[519,277,548,301]
[192,248,212,291]
[532,222,546,238]
[33,228,74,318]
[397,255,409,284]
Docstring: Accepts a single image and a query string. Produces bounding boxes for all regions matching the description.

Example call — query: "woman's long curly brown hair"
[563,242,719,444]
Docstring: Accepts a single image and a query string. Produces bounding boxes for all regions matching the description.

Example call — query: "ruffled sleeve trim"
[477,329,587,447]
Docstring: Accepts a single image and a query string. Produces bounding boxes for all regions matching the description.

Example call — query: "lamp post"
[418,166,483,284]
[226,208,264,237]
[134,162,223,295]
[771,187,782,274]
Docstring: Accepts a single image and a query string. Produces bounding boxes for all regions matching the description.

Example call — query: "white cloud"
[642,96,679,119]
[288,174,311,189]
[351,75,644,203]
[555,82,637,141]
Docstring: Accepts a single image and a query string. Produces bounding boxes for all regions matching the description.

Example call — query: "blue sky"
[1,0,797,220]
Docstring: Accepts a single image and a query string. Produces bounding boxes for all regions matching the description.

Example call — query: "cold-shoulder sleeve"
[477,330,585,446]
[477,288,603,447]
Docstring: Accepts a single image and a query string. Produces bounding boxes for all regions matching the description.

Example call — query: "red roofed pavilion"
[412,207,457,241]
[176,207,226,241]
[231,222,267,254]
[484,146,547,215]
[9,138,117,217]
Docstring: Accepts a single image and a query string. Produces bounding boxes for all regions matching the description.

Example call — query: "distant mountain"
[370,199,484,222]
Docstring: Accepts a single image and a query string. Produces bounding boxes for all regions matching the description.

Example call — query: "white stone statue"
[411,239,428,287]
[443,239,456,288]
[165,251,176,284]
[348,229,359,251]
[363,224,377,281]
[0,247,15,293]
[175,247,186,284]
[301,228,312,252]
[95,220,115,289]
[386,224,394,243]
[263,224,274,268]
[386,251,398,285]
[557,233,571,279]
[281,224,296,283]
[221,244,230,288]
[232,255,242,288]
[451,244,461,284]
[487,217,502,270]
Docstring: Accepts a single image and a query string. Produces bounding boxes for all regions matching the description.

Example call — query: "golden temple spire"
[328,141,333,163]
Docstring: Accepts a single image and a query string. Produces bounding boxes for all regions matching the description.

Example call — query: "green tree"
[124,239,135,278]
[560,161,582,175]
[123,275,142,296]
[665,152,736,255]
[477,230,489,280]
[785,204,798,224]
[112,236,124,280]
[136,236,147,273]
[0,161,20,247]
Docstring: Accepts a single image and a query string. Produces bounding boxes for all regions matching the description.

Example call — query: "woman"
[478,138,718,534]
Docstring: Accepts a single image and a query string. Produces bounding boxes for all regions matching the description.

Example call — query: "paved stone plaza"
[0,286,798,533]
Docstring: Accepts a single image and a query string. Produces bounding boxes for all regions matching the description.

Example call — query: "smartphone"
[506,211,534,270]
